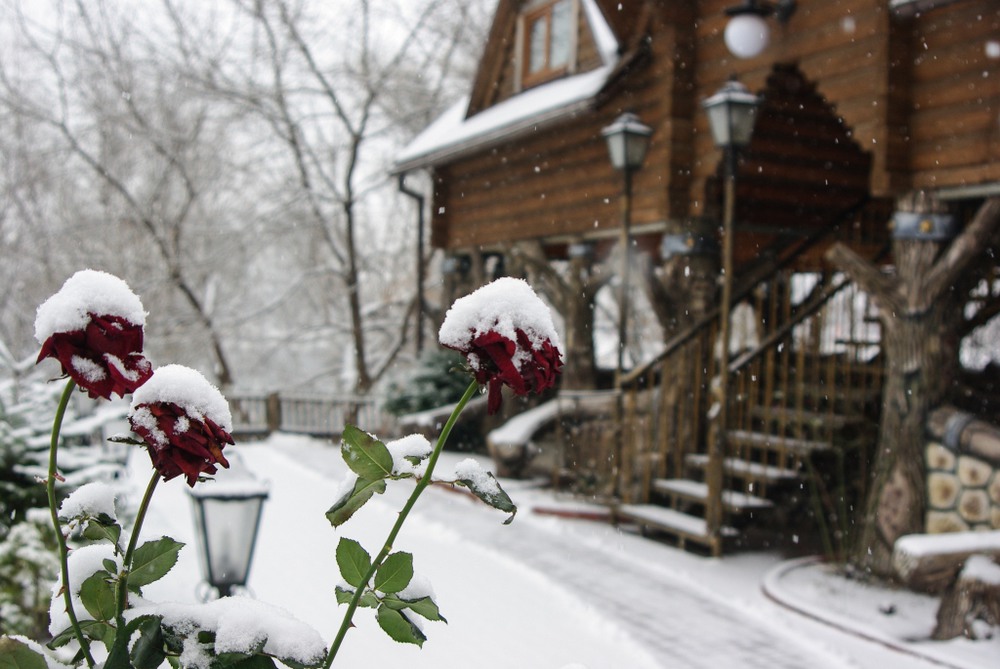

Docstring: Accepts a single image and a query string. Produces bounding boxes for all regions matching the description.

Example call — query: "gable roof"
[394,0,629,173]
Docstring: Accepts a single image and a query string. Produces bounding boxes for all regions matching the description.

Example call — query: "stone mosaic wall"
[925,441,1000,532]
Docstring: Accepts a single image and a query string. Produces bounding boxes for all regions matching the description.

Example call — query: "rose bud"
[439,277,562,414]
[35,269,153,399]
[129,364,233,486]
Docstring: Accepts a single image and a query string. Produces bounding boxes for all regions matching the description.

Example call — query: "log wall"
[430,0,998,251]
[925,406,1000,532]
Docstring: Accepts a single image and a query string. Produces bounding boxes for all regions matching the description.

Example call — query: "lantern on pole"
[188,472,269,599]
[602,111,652,382]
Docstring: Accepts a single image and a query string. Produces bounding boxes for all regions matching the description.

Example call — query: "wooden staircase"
[605,212,888,553]
[616,393,874,553]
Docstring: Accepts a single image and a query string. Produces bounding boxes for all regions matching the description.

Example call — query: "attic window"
[522,0,574,88]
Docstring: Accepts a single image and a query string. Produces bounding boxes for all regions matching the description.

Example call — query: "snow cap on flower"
[129,364,233,487]
[34,269,152,399]
[439,277,562,414]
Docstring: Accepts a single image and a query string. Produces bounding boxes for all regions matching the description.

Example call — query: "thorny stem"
[324,379,480,668]
[115,471,159,622]
[46,379,96,668]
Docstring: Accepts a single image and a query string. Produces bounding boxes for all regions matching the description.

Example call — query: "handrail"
[728,231,892,374]
[620,197,874,387]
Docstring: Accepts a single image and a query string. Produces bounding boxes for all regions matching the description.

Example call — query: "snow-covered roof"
[394,0,620,173]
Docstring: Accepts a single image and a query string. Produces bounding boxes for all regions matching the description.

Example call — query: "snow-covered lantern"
[602,112,652,173]
[723,0,797,59]
[188,473,269,598]
[702,79,761,153]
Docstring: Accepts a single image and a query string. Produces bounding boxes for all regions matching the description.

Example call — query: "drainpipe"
[397,172,426,354]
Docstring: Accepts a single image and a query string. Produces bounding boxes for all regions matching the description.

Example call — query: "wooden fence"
[228,393,395,440]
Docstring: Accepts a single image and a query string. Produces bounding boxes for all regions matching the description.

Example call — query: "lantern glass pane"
[195,496,264,589]
[625,133,650,168]
[729,102,759,147]
[605,133,627,170]
[705,104,732,147]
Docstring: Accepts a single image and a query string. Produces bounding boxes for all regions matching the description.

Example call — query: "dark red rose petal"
[444,325,562,415]
[130,401,233,487]
[36,313,152,400]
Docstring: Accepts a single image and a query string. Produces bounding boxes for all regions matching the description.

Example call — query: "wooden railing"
[228,393,395,440]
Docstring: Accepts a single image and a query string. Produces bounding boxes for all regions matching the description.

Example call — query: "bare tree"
[0,0,489,393]
[0,0,249,385]
[163,0,490,394]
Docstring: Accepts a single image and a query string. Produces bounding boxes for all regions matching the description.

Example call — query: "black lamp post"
[701,78,760,542]
[188,476,269,598]
[602,111,652,384]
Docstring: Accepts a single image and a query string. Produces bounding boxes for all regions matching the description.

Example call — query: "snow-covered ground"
[125,433,997,669]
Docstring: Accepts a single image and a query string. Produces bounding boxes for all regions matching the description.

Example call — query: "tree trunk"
[859,307,955,573]
[826,195,1000,577]
[560,255,599,390]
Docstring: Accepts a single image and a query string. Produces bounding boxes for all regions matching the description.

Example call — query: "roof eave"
[392,98,594,174]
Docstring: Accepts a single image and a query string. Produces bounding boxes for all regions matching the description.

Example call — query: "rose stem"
[324,379,480,667]
[47,379,96,667]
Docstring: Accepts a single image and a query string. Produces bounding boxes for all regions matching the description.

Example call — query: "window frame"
[518,0,577,90]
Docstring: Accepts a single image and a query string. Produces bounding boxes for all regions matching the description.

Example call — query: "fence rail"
[228,393,395,440]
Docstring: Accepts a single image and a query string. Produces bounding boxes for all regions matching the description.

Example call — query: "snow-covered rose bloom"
[128,364,233,486]
[34,269,153,399]
[439,277,562,414]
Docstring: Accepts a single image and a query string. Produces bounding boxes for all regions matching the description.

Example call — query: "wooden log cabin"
[395,0,1000,555]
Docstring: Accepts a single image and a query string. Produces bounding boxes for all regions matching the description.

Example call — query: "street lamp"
[188,473,269,598]
[602,111,652,384]
[702,78,760,545]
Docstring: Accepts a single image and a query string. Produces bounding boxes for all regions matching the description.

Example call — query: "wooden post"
[265,392,282,435]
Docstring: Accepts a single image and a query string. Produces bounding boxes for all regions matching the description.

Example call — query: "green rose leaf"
[325,477,386,528]
[83,518,122,547]
[129,537,184,588]
[374,551,413,594]
[375,606,425,647]
[48,620,114,649]
[130,617,165,669]
[80,571,116,621]
[221,656,277,669]
[455,471,517,524]
[340,426,393,480]
[0,636,49,669]
[108,434,146,446]
[335,538,371,589]
[334,585,377,608]
[402,595,447,623]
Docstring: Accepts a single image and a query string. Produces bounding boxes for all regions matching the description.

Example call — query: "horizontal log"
[893,530,1000,593]
[927,405,1000,466]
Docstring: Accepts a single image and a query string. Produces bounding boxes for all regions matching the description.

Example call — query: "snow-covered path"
[130,435,955,668]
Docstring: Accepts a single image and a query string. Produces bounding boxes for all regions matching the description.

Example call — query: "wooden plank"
[726,430,831,456]
[652,478,775,511]
[616,504,737,546]
[685,454,801,484]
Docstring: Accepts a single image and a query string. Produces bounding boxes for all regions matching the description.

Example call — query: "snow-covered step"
[617,504,736,550]
[685,454,801,485]
[726,429,831,455]
[652,478,774,512]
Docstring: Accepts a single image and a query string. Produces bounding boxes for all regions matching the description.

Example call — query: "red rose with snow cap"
[35,269,153,399]
[439,277,562,414]
[129,364,233,486]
